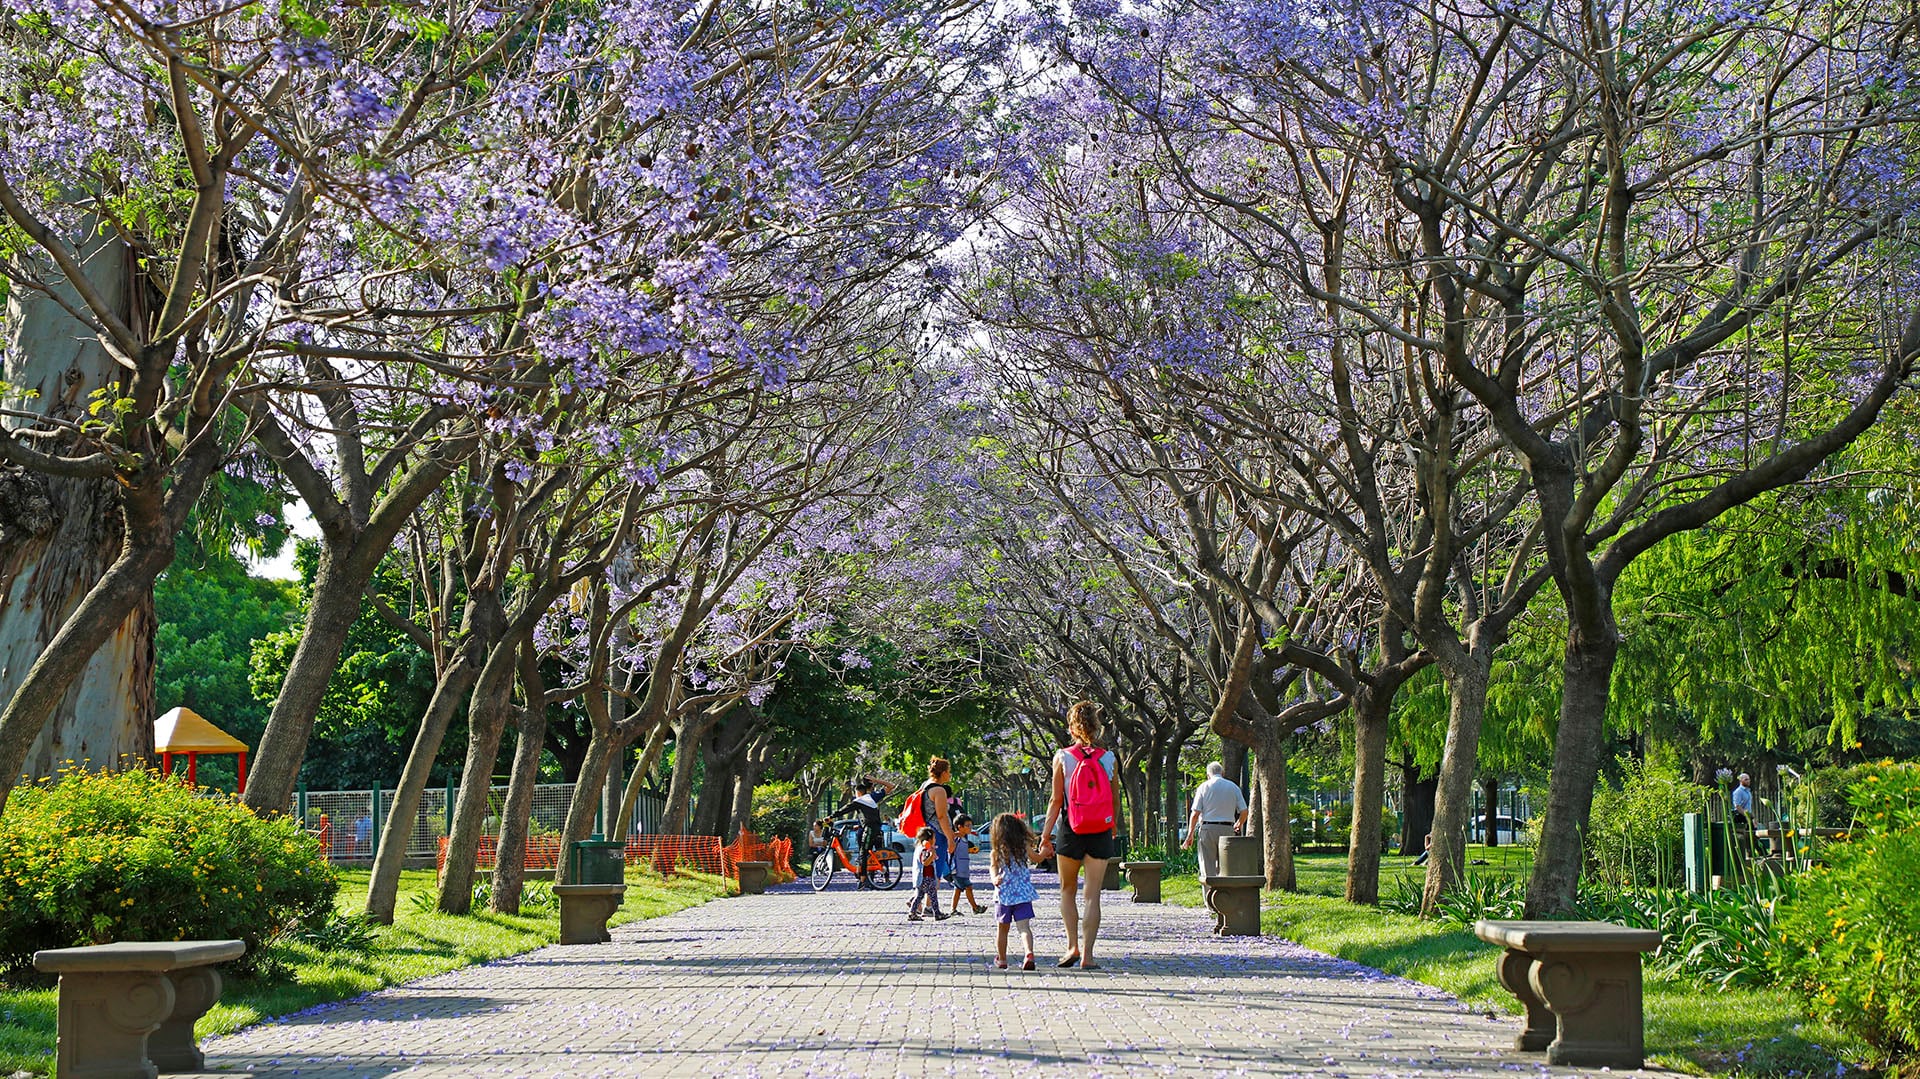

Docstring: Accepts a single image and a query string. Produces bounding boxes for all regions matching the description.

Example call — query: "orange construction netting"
[722,828,795,883]
[435,834,731,877]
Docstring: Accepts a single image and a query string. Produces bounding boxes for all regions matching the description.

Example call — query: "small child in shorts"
[989,813,1040,969]
[949,815,987,915]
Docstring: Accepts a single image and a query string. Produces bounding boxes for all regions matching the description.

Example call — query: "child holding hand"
[989,813,1040,969]
[908,826,947,921]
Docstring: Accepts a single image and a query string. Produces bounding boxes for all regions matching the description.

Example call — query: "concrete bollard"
[737,861,771,895]
[1218,835,1262,877]
[553,884,626,945]
[1123,861,1164,903]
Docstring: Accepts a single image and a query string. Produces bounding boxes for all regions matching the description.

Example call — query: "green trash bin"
[570,838,625,885]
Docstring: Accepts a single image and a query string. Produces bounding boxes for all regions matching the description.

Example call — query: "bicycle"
[810,822,903,891]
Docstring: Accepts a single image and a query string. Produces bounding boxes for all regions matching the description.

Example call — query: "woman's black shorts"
[1053,827,1116,861]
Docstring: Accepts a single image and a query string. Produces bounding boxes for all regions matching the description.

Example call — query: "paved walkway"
[187,873,1657,1078]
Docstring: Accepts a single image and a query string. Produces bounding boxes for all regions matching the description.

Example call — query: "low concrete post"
[1101,857,1123,890]
[1122,861,1163,903]
[1218,835,1262,876]
[553,884,626,945]
[737,861,771,895]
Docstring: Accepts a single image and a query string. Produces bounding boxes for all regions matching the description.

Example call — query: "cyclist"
[827,777,894,888]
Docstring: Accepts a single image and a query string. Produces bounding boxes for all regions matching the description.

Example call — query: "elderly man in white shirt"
[1183,761,1250,880]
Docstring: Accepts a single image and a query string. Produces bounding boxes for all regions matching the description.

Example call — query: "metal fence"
[293,781,666,863]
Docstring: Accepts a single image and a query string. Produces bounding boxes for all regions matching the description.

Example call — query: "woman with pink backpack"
[1037,701,1121,970]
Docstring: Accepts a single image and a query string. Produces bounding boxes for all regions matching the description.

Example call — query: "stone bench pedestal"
[736,861,771,895]
[1475,920,1662,1069]
[1202,874,1264,936]
[1122,861,1164,903]
[34,939,245,1079]
[553,883,626,945]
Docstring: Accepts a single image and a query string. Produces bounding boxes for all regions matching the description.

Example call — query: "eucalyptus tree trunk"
[0,239,153,789]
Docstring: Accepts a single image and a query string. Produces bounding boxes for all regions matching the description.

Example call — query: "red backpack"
[1065,746,1115,834]
[896,789,927,836]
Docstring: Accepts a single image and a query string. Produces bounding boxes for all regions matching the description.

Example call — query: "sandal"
[1079,960,1102,970]
[1056,951,1080,968]
[994,958,1008,969]
[1022,954,1036,971]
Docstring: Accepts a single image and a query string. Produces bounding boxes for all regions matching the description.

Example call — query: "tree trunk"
[1254,741,1293,891]
[1161,744,1182,851]
[363,647,481,923]
[612,721,670,838]
[1481,775,1501,848]
[490,695,547,915]
[554,727,615,885]
[1345,683,1392,904]
[1525,609,1619,917]
[692,734,733,838]
[0,235,154,800]
[661,713,710,835]
[1422,654,1492,914]
[728,738,769,839]
[436,637,517,914]
[1144,751,1164,851]
[1121,760,1148,840]
[1399,761,1436,855]
[1222,740,1248,790]
[244,546,372,814]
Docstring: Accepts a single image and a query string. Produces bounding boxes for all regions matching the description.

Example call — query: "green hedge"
[1775,761,1920,1057]
[0,768,336,980]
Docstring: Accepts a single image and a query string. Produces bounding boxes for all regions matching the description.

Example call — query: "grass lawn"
[0,865,730,1077]
[1164,852,1866,1078]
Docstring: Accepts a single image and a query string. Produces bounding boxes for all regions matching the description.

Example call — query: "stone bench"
[1202,874,1263,936]
[1475,919,1663,1069]
[1122,861,1164,903]
[553,883,626,945]
[34,939,245,1078]
[736,861,771,895]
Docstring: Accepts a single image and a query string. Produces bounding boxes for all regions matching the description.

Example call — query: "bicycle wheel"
[872,850,903,890]
[810,850,835,891]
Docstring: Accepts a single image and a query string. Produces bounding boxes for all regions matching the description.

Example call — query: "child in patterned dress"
[989,813,1040,969]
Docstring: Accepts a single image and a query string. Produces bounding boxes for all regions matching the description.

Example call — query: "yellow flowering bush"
[1774,761,1920,1057]
[0,768,336,980]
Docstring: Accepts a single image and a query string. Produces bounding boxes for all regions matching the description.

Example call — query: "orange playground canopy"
[154,706,249,793]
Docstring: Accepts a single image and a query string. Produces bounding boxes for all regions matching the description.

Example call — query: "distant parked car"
[1467,815,1527,845]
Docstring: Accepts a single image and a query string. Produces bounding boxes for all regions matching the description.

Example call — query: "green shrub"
[1586,756,1706,888]
[748,782,812,847]
[1775,761,1920,1057]
[0,768,336,980]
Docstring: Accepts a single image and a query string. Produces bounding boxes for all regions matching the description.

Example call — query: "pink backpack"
[1065,746,1115,834]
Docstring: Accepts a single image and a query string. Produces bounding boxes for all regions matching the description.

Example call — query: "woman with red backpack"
[896,757,959,912]
[1037,701,1121,970]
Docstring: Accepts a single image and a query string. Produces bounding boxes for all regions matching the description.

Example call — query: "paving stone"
[179,873,1671,1078]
